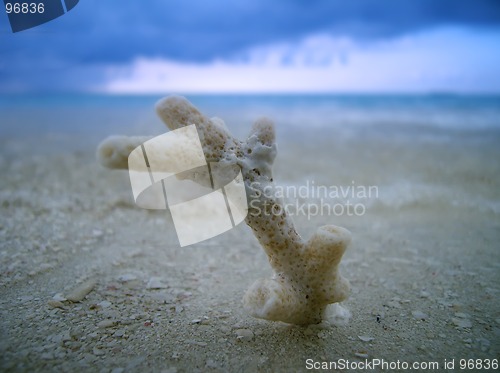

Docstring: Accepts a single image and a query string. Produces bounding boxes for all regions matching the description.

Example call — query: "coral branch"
[97,96,351,325]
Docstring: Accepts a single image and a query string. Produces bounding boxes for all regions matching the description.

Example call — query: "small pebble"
[355,352,369,359]
[113,329,124,338]
[412,311,428,320]
[205,359,218,368]
[420,291,430,298]
[235,328,254,341]
[97,320,115,328]
[358,336,374,342]
[47,300,65,309]
[146,277,167,289]
[317,331,328,339]
[386,300,401,309]
[99,300,112,308]
[52,293,66,302]
[66,279,97,302]
[118,274,137,282]
[452,318,472,328]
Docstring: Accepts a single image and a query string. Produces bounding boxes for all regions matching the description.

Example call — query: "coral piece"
[97,96,351,325]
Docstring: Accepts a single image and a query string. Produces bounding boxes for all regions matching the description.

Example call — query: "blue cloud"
[1,0,499,91]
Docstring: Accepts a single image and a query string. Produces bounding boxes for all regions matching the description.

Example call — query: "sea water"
[1,93,499,137]
[0,93,499,217]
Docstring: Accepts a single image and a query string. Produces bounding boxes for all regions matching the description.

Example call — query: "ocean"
[0,93,499,215]
[1,93,500,139]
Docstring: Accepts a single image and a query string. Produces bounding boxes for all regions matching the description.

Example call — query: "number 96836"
[5,2,45,14]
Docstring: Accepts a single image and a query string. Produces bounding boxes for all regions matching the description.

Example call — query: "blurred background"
[1,0,500,94]
[1,0,500,144]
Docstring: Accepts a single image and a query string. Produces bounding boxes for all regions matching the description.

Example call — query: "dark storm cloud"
[1,0,499,91]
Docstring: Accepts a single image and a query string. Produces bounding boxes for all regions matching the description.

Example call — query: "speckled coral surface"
[99,96,352,324]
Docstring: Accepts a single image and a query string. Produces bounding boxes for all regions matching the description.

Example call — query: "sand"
[0,126,499,372]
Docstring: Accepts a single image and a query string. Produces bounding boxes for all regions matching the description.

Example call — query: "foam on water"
[1,93,499,220]
[2,94,500,136]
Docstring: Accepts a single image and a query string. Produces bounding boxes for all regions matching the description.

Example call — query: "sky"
[1,0,500,94]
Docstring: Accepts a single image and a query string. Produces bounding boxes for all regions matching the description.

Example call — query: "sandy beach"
[0,96,499,372]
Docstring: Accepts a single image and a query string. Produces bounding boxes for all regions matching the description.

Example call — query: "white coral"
[97,95,351,325]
